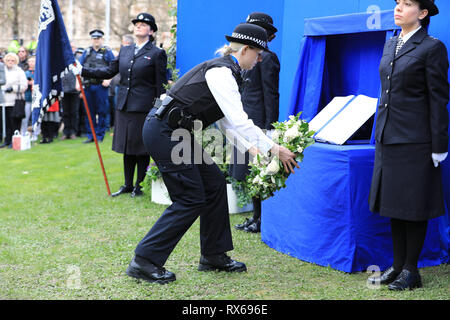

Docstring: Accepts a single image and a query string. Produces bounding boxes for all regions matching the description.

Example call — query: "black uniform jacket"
[81,41,167,113]
[375,27,449,153]
[241,50,280,130]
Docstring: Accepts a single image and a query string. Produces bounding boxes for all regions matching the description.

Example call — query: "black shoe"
[131,185,143,198]
[0,143,7,149]
[244,219,261,233]
[235,217,254,230]
[83,139,94,144]
[126,255,176,284]
[198,253,247,272]
[368,266,401,285]
[388,269,422,291]
[40,137,53,144]
[111,185,133,197]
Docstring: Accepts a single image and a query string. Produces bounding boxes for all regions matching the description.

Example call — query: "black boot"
[244,218,261,233]
[111,185,133,197]
[368,266,401,285]
[198,253,247,272]
[126,255,176,284]
[131,185,143,198]
[388,269,422,291]
[235,217,255,230]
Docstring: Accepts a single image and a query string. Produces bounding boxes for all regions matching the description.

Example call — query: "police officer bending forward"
[125,23,299,284]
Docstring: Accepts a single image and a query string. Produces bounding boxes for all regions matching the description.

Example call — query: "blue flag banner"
[32,0,74,126]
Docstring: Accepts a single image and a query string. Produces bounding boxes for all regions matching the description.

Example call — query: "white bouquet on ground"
[246,112,315,200]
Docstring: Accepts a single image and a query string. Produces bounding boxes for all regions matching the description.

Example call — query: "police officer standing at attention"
[72,14,167,198]
[79,29,115,143]
[124,23,299,284]
[368,0,448,290]
[232,12,280,234]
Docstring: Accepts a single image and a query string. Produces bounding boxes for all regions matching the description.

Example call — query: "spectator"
[0,59,5,142]
[74,47,87,137]
[21,56,35,135]
[60,59,80,140]
[0,52,27,148]
[7,37,20,54]
[17,47,29,71]
[25,36,38,55]
[40,100,61,144]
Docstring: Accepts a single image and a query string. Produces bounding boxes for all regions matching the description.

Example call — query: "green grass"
[0,133,449,300]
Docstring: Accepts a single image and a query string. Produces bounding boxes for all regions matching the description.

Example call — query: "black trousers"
[134,109,233,267]
[41,121,59,140]
[61,92,80,137]
[0,107,21,145]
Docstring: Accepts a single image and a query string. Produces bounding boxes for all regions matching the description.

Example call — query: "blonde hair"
[215,42,246,56]
[4,52,19,65]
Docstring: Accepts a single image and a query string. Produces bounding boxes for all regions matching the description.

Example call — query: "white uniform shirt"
[205,66,274,154]
[399,25,421,44]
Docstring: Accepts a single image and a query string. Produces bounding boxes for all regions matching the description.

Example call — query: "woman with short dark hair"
[369,0,449,291]
[72,13,167,197]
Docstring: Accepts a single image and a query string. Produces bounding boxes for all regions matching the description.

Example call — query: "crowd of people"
[0,31,140,148]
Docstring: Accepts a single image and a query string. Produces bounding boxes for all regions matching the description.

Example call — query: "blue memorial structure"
[177,0,450,273]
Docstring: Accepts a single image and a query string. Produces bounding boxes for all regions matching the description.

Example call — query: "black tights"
[123,154,150,188]
[390,218,428,273]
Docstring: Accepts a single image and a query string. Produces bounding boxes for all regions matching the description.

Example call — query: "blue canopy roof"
[304,9,400,36]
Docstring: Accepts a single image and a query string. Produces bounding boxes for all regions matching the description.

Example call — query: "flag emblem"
[38,0,55,35]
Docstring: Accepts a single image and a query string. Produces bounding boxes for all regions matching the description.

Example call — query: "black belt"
[153,96,195,131]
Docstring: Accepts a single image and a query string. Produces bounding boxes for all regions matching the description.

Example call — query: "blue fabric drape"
[289,31,387,123]
[288,36,326,121]
[303,10,400,37]
[262,143,448,273]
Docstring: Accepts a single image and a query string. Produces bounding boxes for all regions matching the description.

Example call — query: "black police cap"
[89,29,104,38]
[246,12,278,35]
[132,13,158,32]
[225,23,268,51]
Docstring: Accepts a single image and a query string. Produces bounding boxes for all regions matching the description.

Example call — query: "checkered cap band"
[231,32,267,48]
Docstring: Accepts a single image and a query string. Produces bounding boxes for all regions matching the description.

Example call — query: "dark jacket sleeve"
[260,51,280,129]
[155,48,168,98]
[81,50,120,80]
[426,40,449,153]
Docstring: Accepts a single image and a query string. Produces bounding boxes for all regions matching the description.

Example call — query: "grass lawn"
[0,133,449,300]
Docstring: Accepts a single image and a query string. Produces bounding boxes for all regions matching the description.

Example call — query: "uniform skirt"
[112,109,148,156]
[369,142,445,221]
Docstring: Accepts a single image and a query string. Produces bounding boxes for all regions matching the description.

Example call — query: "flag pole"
[75,72,111,196]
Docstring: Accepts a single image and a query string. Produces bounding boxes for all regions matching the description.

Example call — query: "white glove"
[432,152,448,167]
[69,60,83,76]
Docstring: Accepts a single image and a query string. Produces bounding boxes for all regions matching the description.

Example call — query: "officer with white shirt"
[125,23,299,284]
